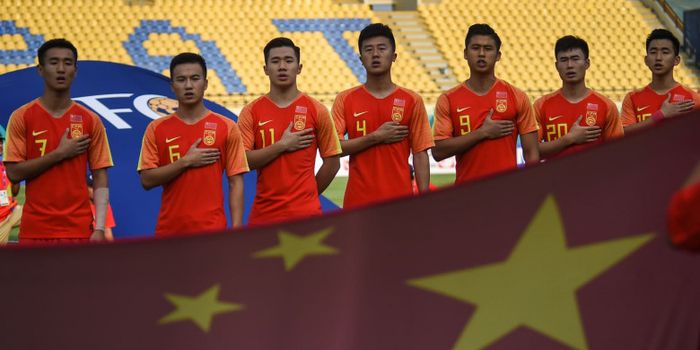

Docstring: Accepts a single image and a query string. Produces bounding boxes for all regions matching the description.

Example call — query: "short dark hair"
[465,24,501,51]
[646,28,680,56]
[263,37,300,63]
[555,35,589,59]
[37,38,78,66]
[358,23,396,52]
[169,52,207,79]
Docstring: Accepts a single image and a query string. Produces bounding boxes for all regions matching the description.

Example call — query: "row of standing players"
[2,23,699,246]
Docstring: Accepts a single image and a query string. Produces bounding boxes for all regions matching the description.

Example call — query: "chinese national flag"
[1,112,699,350]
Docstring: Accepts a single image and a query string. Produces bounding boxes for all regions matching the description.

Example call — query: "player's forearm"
[4,150,63,183]
[432,131,486,161]
[338,134,380,157]
[622,117,656,134]
[520,132,540,165]
[245,143,286,169]
[228,175,244,228]
[139,160,189,190]
[538,136,572,158]
[315,156,340,194]
[92,169,109,233]
[413,151,431,193]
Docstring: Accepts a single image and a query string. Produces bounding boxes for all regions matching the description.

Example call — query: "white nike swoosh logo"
[353,111,368,117]
[456,107,470,113]
[548,115,564,121]
[32,130,47,136]
[258,120,273,126]
[165,136,180,143]
[636,106,650,112]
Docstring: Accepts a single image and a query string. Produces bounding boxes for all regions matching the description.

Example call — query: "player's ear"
[204,77,208,91]
[263,64,270,76]
[584,58,590,69]
[496,51,501,62]
[463,48,468,61]
[392,51,397,62]
[297,63,302,74]
[673,55,681,67]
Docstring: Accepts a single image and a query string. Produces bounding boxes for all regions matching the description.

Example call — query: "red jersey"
[4,99,113,238]
[238,94,341,225]
[621,84,700,126]
[333,85,434,208]
[433,80,538,183]
[534,89,623,160]
[138,112,249,236]
[667,181,700,251]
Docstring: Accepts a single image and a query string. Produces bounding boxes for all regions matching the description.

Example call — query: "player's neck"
[649,73,677,93]
[364,73,395,98]
[560,82,589,102]
[268,85,301,108]
[39,90,73,117]
[465,74,496,95]
[176,103,209,124]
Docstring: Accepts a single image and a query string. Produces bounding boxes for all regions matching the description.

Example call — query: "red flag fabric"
[1,112,699,350]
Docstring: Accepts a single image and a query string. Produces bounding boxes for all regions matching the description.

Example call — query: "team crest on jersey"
[203,129,216,146]
[294,114,306,131]
[70,123,83,138]
[585,111,597,126]
[391,106,404,122]
[70,114,82,122]
[204,122,217,130]
[496,99,507,113]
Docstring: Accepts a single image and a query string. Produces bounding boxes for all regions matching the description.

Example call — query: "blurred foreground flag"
[1,112,699,349]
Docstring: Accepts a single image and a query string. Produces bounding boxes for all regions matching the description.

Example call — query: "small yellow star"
[158,284,243,332]
[253,227,338,271]
[408,195,653,350]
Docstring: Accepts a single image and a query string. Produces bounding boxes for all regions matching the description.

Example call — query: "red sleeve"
[3,107,28,163]
[237,104,255,151]
[331,92,348,140]
[602,99,624,140]
[87,111,114,170]
[408,92,434,153]
[224,119,249,176]
[137,121,160,171]
[514,88,538,136]
[432,93,453,141]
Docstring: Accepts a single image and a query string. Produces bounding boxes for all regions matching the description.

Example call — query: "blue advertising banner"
[0,61,339,237]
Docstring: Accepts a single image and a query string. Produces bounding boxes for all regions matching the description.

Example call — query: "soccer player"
[621,29,699,133]
[432,24,539,184]
[534,36,623,160]
[332,23,434,208]
[238,38,341,225]
[0,127,22,245]
[138,53,248,236]
[4,39,112,243]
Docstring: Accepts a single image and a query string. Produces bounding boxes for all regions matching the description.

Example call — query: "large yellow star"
[407,195,653,350]
[158,284,243,332]
[253,228,338,271]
